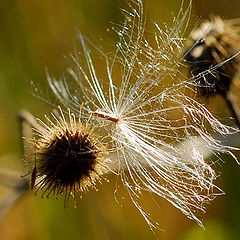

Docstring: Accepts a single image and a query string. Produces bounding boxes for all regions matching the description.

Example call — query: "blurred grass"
[0,0,239,239]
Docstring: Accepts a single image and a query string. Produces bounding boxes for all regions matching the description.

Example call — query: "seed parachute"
[33,0,238,228]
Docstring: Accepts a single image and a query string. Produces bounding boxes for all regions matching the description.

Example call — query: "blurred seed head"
[27,107,110,206]
[184,16,240,97]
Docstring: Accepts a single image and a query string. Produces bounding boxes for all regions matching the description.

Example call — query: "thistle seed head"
[184,16,240,97]
[28,107,110,206]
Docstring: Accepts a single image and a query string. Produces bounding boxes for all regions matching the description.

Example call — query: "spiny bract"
[28,107,110,206]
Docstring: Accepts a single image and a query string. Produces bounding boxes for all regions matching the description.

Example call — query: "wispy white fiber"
[46,0,238,228]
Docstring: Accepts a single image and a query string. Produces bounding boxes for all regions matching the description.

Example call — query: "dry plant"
[184,16,240,126]
[0,0,239,230]
[26,106,112,207]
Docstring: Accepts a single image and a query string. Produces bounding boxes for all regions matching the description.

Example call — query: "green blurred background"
[0,0,240,239]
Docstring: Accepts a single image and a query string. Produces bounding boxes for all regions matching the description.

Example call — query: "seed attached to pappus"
[184,16,240,97]
[27,107,110,206]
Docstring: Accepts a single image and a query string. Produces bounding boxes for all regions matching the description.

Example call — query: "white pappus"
[46,0,238,228]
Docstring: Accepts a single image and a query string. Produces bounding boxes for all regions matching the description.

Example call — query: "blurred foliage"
[0,0,239,239]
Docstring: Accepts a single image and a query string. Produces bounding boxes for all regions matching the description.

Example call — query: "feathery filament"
[35,0,239,228]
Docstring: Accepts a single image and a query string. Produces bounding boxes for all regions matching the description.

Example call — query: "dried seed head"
[27,107,109,206]
[184,16,240,97]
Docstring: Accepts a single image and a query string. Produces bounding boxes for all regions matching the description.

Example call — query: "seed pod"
[184,16,240,97]
[27,107,110,206]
